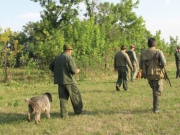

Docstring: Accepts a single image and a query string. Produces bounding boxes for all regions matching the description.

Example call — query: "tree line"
[0,0,180,82]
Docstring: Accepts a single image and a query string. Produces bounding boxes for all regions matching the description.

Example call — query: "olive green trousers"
[58,83,83,118]
[116,67,128,90]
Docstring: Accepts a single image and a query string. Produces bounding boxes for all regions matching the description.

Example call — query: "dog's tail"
[24,98,30,103]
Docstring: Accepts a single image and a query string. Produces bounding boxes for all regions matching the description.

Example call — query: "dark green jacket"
[175,51,180,62]
[49,52,77,84]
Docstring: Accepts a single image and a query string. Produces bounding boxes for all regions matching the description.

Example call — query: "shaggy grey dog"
[25,92,52,124]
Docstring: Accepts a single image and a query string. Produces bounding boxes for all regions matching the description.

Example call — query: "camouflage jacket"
[139,48,166,80]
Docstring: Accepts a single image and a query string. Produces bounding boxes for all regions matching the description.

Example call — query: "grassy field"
[0,55,180,135]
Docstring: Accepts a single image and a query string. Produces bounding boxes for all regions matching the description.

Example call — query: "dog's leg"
[45,109,50,119]
[35,112,40,124]
[27,106,34,122]
[27,111,31,122]
[38,112,42,123]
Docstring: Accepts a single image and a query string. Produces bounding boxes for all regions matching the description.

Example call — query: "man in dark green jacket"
[49,44,86,118]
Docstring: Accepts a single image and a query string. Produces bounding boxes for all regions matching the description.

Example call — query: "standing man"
[139,38,166,113]
[114,45,133,91]
[126,45,139,81]
[49,44,86,119]
[174,46,180,78]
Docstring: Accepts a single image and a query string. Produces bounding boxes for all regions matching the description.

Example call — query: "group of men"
[49,38,167,118]
[114,38,166,113]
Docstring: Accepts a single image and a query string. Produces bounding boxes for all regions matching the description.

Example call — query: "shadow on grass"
[50,112,76,118]
[0,112,59,124]
[51,108,154,118]
[0,112,27,124]
[89,109,153,115]
[0,111,78,124]
[0,108,153,124]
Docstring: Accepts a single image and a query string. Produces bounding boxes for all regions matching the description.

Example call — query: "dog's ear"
[44,92,52,102]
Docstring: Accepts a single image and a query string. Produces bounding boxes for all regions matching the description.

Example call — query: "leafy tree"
[20,0,83,66]
[169,36,180,55]
[84,0,97,18]
[0,28,22,82]
[154,30,168,54]
[30,30,65,68]
[31,0,83,30]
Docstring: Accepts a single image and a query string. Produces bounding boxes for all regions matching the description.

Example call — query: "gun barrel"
[164,70,172,87]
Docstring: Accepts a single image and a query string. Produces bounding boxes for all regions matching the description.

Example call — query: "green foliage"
[0,28,22,82]
[27,0,175,67]
[24,59,39,76]
[0,0,179,81]
[0,95,3,100]
[168,36,180,55]
[30,30,64,67]
[13,100,19,107]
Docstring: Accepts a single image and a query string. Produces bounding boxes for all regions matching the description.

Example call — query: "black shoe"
[116,85,120,91]
[81,110,86,114]
[76,110,86,115]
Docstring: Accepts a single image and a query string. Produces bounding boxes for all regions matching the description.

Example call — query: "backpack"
[126,50,135,64]
[141,49,164,80]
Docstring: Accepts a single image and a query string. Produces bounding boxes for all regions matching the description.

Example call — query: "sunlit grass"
[0,55,180,134]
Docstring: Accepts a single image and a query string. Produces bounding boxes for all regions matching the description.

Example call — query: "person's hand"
[77,69,80,73]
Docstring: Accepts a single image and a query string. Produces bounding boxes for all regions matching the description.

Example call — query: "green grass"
[0,55,180,135]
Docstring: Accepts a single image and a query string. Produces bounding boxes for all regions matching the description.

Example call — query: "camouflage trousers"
[148,79,163,111]
[148,79,163,96]
[116,67,128,90]
[58,83,83,118]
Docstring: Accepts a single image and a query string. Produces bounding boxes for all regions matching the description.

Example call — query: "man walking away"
[126,45,139,82]
[114,45,133,91]
[139,38,166,113]
[174,46,180,78]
